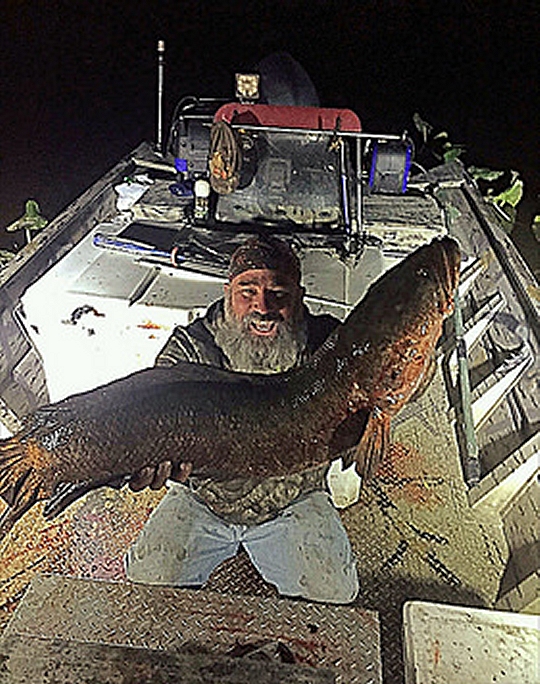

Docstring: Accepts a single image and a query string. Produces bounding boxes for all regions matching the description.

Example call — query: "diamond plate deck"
[339,370,509,683]
[0,634,336,684]
[0,367,509,684]
[3,574,382,684]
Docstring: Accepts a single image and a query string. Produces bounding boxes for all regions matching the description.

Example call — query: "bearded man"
[125,235,359,604]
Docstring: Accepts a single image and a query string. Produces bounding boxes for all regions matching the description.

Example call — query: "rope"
[208,121,242,195]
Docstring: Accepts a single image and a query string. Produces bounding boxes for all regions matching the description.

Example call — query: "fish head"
[345,236,461,339]
[340,237,461,413]
[410,236,461,317]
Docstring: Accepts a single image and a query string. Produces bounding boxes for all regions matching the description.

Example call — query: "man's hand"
[128,461,193,492]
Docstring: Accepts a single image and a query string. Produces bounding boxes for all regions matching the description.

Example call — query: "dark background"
[1,0,538,274]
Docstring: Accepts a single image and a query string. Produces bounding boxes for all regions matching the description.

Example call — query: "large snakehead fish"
[0,237,460,541]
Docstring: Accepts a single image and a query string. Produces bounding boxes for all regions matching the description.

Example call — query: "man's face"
[224,268,303,339]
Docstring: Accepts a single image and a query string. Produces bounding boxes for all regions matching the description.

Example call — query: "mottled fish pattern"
[0,237,460,541]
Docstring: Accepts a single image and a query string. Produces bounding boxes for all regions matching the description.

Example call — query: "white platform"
[403,600,539,684]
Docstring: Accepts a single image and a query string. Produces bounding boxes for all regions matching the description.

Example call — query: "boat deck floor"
[0,367,508,682]
[2,159,533,681]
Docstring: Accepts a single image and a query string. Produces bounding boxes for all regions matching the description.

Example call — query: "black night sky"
[1,1,538,271]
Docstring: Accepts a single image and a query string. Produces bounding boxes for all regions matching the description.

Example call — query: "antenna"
[156,39,165,155]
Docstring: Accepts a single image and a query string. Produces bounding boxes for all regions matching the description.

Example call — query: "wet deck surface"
[1,576,379,683]
[0,632,338,683]
[0,368,507,683]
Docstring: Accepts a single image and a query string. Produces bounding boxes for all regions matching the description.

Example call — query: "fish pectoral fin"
[353,411,391,481]
[43,474,130,519]
[0,485,16,507]
[43,481,90,518]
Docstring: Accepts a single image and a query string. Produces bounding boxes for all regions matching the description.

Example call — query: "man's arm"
[156,302,228,368]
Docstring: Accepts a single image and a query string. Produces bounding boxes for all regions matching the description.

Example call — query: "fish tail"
[0,466,41,544]
[0,437,43,543]
[354,411,390,481]
[0,437,28,496]
[0,437,26,463]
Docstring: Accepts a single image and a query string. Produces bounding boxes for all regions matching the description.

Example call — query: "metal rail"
[453,289,481,486]
[229,122,403,141]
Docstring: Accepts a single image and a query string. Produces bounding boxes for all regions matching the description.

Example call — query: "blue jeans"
[125,484,359,604]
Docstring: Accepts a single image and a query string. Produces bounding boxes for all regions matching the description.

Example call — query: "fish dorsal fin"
[354,411,391,480]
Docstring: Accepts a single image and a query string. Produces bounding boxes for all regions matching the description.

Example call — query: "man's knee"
[125,485,240,587]
[125,486,195,585]
[125,540,188,585]
[244,491,360,604]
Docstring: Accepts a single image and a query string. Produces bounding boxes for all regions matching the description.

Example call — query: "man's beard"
[214,298,308,374]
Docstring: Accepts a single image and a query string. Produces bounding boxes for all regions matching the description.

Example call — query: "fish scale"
[0,237,460,542]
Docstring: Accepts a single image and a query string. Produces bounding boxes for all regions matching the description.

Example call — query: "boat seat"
[214,102,361,132]
[212,104,361,228]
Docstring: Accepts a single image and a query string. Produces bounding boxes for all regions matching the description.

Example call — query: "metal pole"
[228,122,402,141]
[339,138,351,236]
[156,39,165,155]
[356,137,363,236]
[453,289,481,486]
